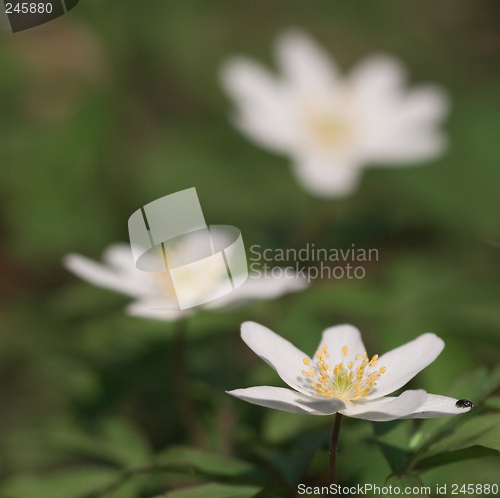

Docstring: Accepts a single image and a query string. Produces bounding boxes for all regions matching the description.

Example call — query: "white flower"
[228,322,471,421]
[221,30,449,198]
[63,244,306,321]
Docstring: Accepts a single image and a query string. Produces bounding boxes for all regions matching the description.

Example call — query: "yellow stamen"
[301,344,387,403]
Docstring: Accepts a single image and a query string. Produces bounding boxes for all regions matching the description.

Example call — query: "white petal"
[232,108,298,154]
[365,333,444,400]
[101,243,137,271]
[221,57,282,106]
[397,85,450,124]
[363,129,448,164]
[220,57,297,152]
[240,321,319,397]
[126,298,190,322]
[349,56,449,166]
[402,393,472,419]
[292,155,362,198]
[275,29,340,92]
[63,253,152,298]
[316,324,366,370]
[341,390,428,421]
[203,273,307,309]
[350,54,408,104]
[228,386,344,415]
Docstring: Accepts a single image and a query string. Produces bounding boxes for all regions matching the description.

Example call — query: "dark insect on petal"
[455,399,473,408]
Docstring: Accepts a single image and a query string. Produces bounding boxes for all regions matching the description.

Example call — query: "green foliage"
[374,367,500,480]
[0,0,500,496]
[156,482,263,498]
[154,447,255,478]
[2,468,119,498]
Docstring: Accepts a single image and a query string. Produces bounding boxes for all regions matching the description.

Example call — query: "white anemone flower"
[63,244,306,321]
[228,322,471,421]
[221,30,449,198]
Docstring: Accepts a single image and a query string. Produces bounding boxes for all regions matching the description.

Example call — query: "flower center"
[310,114,350,147]
[301,344,386,402]
[153,272,177,299]
[152,245,227,303]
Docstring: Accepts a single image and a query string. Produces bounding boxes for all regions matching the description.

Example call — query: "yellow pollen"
[302,345,386,402]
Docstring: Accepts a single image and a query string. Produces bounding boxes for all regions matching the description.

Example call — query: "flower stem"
[172,319,209,448]
[329,413,343,489]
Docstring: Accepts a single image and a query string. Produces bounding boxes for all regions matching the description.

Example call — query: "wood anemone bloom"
[228,322,471,421]
[221,30,449,198]
[63,243,307,321]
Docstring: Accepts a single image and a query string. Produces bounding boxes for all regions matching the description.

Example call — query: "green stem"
[329,413,343,491]
[172,319,209,448]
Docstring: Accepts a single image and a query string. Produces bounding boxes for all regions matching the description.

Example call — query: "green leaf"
[107,479,142,498]
[51,418,151,467]
[410,414,500,473]
[259,430,329,487]
[157,483,263,498]
[415,366,500,452]
[100,417,151,466]
[412,445,500,473]
[2,468,119,498]
[373,420,414,474]
[483,396,500,410]
[263,410,323,444]
[421,413,500,455]
[376,442,412,476]
[155,446,254,477]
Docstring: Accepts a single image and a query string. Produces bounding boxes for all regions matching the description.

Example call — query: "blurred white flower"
[221,30,449,198]
[63,243,306,321]
[228,322,471,421]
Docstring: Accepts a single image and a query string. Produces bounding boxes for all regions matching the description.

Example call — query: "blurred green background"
[0,1,499,497]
